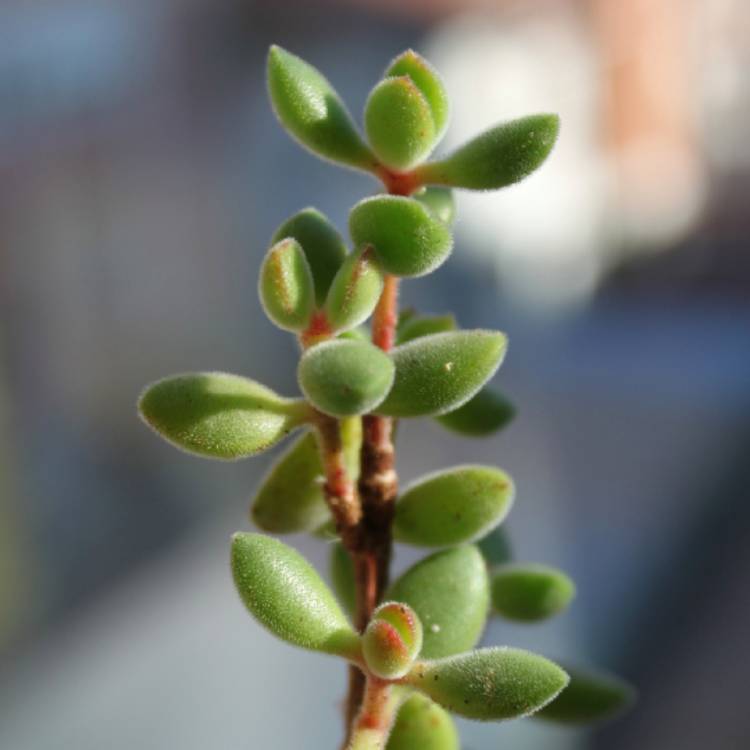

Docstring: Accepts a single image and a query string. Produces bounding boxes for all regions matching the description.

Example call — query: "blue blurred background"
[1,0,749,748]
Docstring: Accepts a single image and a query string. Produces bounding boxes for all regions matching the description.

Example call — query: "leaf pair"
[365,50,449,171]
[268,45,560,194]
[231,534,569,724]
[262,210,383,336]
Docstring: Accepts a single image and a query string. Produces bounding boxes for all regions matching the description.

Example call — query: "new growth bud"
[362,602,423,680]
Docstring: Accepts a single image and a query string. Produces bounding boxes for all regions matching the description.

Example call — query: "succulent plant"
[139,45,634,748]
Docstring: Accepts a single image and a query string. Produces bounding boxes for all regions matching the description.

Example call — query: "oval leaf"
[397,314,456,345]
[251,431,328,533]
[385,50,449,138]
[231,532,359,657]
[406,647,568,721]
[388,545,489,659]
[491,563,575,622]
[394,465,514,547]
[436,387,515,437]
[138,373,307,460]
[387,694,459,750]
[365,76,436,171]
[349,196,453,278]
[325,246,384,333]
[267,46,375,171]
[419,114,559,190]
[298,339,395,418]
[258,238,315,332]
[535,664,636,725]
[271,208,347,306]
[413,187,455,226]
[377,330,507,418]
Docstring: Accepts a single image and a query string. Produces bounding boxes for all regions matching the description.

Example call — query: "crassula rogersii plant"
[139,46,635,749]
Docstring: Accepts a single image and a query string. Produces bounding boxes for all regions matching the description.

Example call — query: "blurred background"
[1,0,749,747]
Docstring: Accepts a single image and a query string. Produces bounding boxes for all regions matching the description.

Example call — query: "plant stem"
[344,274,401,737]
[313,411,361,534]
[347,678,400,750]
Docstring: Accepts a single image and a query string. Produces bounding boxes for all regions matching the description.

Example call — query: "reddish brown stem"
[313,411,361,535]
[343,274,401,737]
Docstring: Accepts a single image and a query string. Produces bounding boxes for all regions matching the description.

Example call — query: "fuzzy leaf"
[362,602,423,680]
[436,387,515,437]
[138,373,307,460]
[349,196,453,278]
[385,50,449,138]
[406,648,569,721]
[258,238,315,332]
[535,665,636,725]
[267,46,375,171]
[298,339,395,417]
[329,541,356,616]
[365,76,436,171]
[413,187,455,226]
[397,314,456,345]
[419,114,559,190]
[478,526,513,566]
[325,246,384,333]
[394,465,514,547]
[271,208,347,306]
[387,694,459,750]
[491,564,575,622]
[388,545,489,658]
[251,431,328,533]
[377,330,507,418]
[231,533,359,658]
[338,326,370,342]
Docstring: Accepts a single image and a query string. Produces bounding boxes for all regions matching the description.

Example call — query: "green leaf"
[491,564,575,622]
[267,46,375,171]
[394,465,514,547]
[377,330,507,418]
[325,246,384,333]
[258,238,316,332]
[478,525,513,566]
[329,542,356,616]
[388,545,489,659]
[397,314,456,345]
[362,602,423,680]
[138,373,307,460]
[271,208,347,306]
[436,387,515,437]
[251,431,328,533]
[365,77,436,171]
[387,694,459,750]
[338,326,370,342]
[385,50,449,138]
[349,196,453,278]
[413,187,455,226]
[406,647,568,721]
[535,664,636,725]
[298,339,395,417]
[419,114,559,190]
[231,533,359,658]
